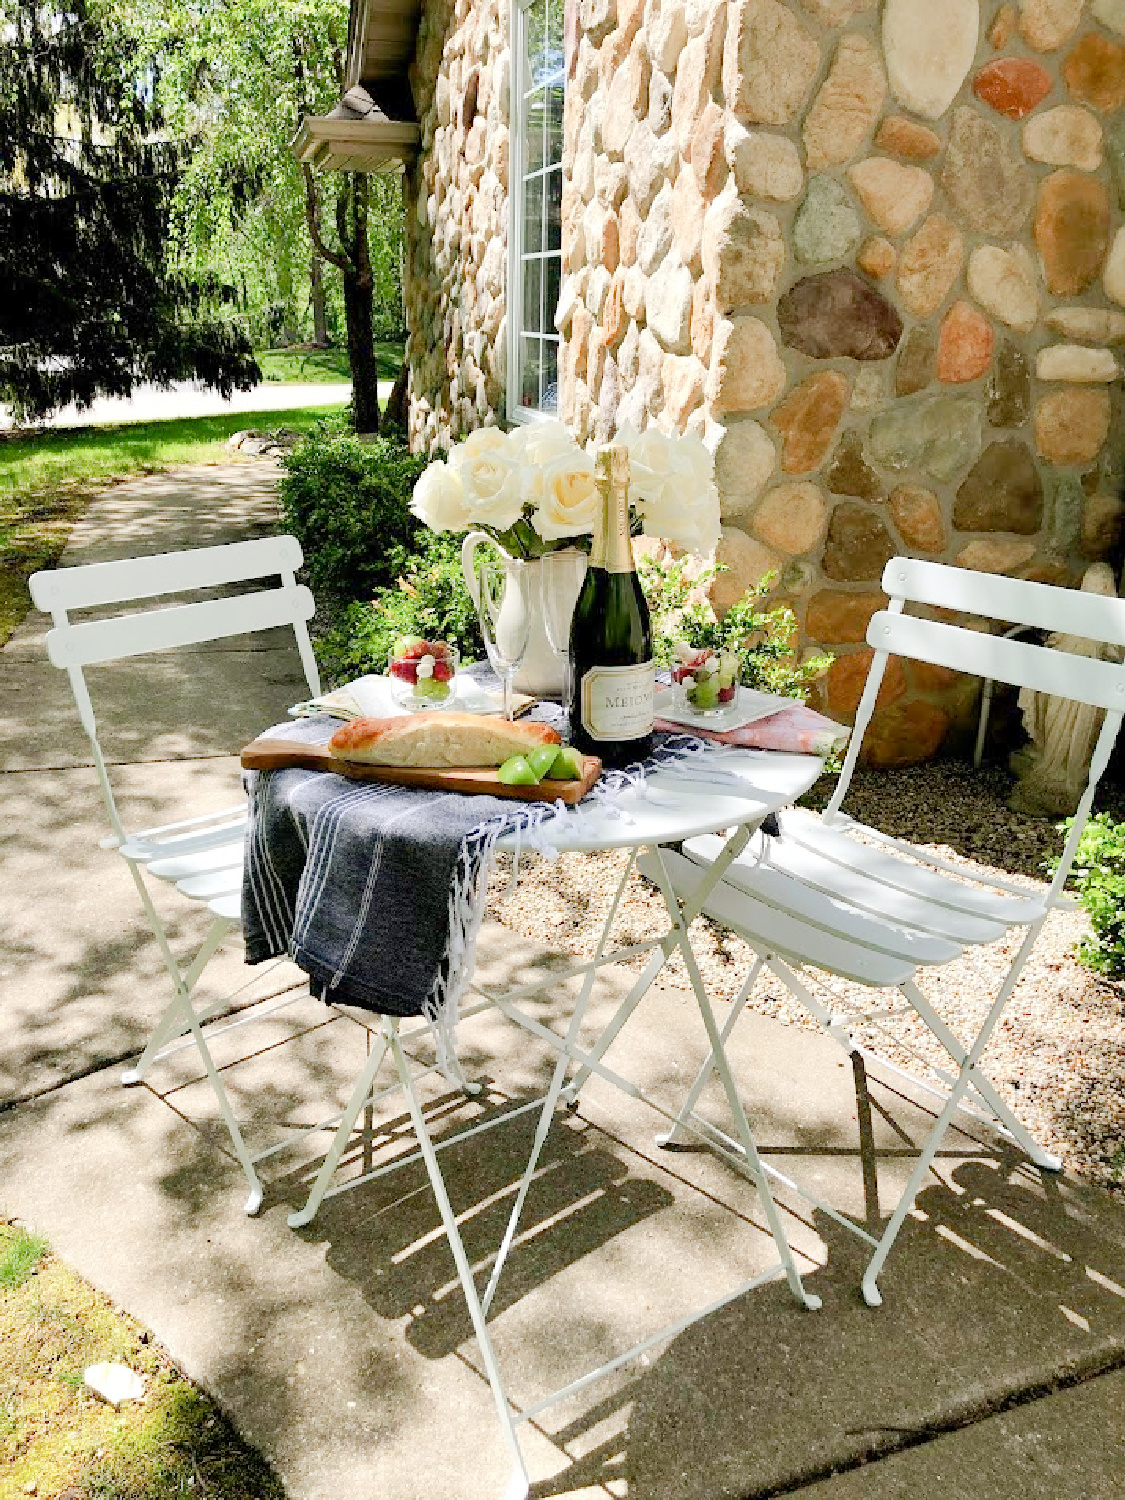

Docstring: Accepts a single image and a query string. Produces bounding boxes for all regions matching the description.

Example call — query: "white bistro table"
[291,745,825,1499]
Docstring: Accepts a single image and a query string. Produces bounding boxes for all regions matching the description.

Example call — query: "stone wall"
[556,0,1125,765]
[404,0,510,452]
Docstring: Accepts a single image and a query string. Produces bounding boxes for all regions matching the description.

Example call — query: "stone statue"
[1009,562,1121,818]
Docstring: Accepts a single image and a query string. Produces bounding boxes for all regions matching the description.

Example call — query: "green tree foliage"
[0,0,258,420]
[127,0,406,428]
[1057,812,1125,977]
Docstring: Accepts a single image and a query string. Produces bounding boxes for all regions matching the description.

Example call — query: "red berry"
[719,685,735,703]
[390,659,418,682]
[432,660,453,682]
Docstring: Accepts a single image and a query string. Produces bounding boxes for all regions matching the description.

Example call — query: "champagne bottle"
[567,445,654,765]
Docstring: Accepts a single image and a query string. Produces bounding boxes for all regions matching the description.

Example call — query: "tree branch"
[302,163,351,271]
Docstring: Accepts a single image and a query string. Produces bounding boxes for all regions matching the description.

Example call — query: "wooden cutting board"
[240,736,602,805]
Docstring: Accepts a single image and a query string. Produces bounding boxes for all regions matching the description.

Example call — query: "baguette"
[329,712,561,768]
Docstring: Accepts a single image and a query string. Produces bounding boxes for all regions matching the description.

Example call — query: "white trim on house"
[506,0,564,426]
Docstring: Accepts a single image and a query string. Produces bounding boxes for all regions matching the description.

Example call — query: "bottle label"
[580,662,655,741]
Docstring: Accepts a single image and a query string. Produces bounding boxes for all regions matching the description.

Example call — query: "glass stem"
[503,669,513,722]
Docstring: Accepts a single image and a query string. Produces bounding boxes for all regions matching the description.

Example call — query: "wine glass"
[539,549,587,723]
[477,555,532,720]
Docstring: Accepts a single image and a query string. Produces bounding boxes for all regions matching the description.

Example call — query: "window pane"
[544,254,561,333]
[525,89,546,174]
[541,340,559,415]
[522,256,542,334]
[528,0,547,84]
[546,84,563,165]
[523,173,543,255]
[545,166,561,246]
[521,337,542,409]
[546,0,564,81]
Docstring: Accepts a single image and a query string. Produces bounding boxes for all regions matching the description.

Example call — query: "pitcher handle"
[461,530,506,610]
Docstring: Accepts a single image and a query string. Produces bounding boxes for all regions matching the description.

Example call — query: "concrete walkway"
[0,380,356,431]
[3,461,1124,1500]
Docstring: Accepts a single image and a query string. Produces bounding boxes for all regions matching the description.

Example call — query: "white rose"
[532,447,600,541]
[619,426,720,556]
[516,419,581,468]
[410,460,471,532]
[449,427,526,530]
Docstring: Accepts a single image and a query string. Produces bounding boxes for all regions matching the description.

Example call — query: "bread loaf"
[329,713,561,768]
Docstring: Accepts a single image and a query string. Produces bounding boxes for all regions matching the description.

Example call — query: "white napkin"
[290,673,533,721]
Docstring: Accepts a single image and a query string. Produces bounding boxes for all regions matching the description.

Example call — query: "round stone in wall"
[714,418,779,516]
[803,34,887,170]
[888,484,946,553]
[966,245,1039,334]
[847,158,934,236]
[1022,105,1104,171]
[883,0,979,121]
[752,482,829,555]
[1062,33,1125,114]
[953,440,1044,534]
[1034,388,1111,464]
[942,107,1034,237]
[826,430,885,499]
[822,501,898,582]
[867,395,982,482]
[972,57,1053,118]
[1019,0,1083,52]
[897,215,965,319]
[777,269,903,360]
[770,371,850,474]
[793,177,862,265]
[1033,170,1111,297]
[1036,345,1119,381]
[709,527,780,613]
[706,316,788,414]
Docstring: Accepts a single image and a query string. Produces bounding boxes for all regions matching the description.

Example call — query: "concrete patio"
[3,462,1124,1499]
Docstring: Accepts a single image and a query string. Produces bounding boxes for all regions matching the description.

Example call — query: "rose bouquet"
[410,419,721,558]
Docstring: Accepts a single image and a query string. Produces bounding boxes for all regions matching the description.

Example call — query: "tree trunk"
[344,267,379,432]
[310,254,328,346]
[384,358,409,432]
[343,175,379,433]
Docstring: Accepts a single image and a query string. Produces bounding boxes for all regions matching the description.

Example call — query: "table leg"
[385,1019,531,1499]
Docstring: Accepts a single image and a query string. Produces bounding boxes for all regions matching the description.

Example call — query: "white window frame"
[506,0,564,425]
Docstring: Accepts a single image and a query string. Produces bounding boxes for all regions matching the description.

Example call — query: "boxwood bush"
[279,422,482,684]
[278,422,429,605]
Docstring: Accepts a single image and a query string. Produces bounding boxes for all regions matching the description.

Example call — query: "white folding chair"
[643,557,1125,1306]
[30,537,321,1213]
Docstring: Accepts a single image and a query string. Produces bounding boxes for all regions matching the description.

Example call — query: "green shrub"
[278,423,428,605]
[318,530,483,685]
[639,554,833,699]
[1059,812,1125,977]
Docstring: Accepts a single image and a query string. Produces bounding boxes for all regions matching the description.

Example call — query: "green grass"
[0,403,348,645]
[0,1222,284,1500]
[255,343,403,384]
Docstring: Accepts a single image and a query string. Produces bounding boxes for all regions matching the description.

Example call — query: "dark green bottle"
[567,445,654,766]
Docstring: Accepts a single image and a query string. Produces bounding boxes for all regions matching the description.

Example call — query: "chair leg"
[121,914,232,1085]
[901,979,1062,1170]
[656,955,764,1149]
[385,1020,530,1500]
[288,1032,392,1229]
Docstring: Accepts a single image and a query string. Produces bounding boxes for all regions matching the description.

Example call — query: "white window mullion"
[507,0,563,424]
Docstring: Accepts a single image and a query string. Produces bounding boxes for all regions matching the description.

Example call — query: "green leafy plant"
[639,555,832,698]
[1056,812,1125,977]
[317,530,483,685]
[278,424,429,606]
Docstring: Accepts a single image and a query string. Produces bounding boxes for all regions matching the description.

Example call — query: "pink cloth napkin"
[655,703,850,756]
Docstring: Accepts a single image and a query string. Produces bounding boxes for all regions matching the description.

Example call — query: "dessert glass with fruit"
[671,644,740,717]
[387,637,460,709]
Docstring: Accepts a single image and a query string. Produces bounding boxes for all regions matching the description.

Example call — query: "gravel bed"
[485,760,1125,1195]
